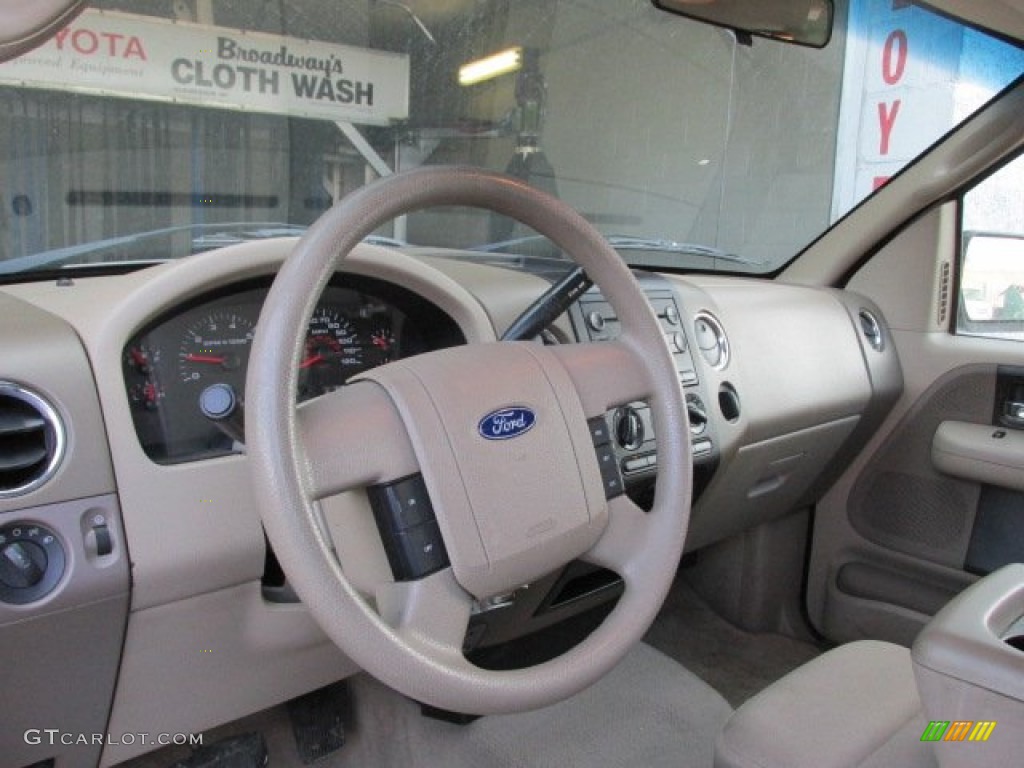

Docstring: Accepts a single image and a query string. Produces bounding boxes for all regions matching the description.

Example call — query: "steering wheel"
[246,166,692,714]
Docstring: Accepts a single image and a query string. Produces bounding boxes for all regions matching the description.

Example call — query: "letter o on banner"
[882,29,908,85]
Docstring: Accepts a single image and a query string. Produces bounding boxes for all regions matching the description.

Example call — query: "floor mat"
[644,578,823,707]
[116,642,732,768]
[335,642,732,768]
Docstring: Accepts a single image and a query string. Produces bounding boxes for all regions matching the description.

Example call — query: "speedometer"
[298,307,363,399]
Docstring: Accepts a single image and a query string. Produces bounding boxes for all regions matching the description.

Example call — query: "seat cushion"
[714,640,936,768]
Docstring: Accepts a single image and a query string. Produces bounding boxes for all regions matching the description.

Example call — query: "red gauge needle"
[299,354,325,369]
[184,353,226,364]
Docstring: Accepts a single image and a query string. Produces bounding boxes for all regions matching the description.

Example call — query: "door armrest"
[931,420,1024,492]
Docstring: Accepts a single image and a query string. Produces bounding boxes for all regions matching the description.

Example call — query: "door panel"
[847,366,991,571]
[807,204,1024,646]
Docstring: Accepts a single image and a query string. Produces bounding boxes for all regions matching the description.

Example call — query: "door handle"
[1003,401,1024,428]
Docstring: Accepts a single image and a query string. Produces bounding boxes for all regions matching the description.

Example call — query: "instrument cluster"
[122,276,464,463]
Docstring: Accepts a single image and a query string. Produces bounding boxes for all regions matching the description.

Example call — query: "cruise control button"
[595,444,624,498]
[370,474,434,531]
[395,520,449,579]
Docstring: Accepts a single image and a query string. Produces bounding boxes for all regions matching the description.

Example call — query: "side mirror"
[961,232,1024,324]
[651,0,833,48]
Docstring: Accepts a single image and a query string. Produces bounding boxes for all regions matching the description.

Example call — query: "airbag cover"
[358,342,608,598]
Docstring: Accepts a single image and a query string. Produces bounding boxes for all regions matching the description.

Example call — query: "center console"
[568,275,719,505]
[912,563,1024,766]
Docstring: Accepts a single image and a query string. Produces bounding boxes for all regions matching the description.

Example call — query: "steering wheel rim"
[247,166,692,714]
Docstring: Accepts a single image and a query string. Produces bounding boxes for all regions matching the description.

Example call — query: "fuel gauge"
[124,345,166,412]
[125,345,161,374]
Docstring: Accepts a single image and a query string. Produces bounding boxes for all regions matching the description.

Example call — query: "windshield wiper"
[470,233,767,268]
[600,235,767,267]
[0,221,309,276]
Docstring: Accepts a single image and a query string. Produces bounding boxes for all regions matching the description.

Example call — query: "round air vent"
[693,312,730,371]
[0,383,65,498]
[858,309,884,352]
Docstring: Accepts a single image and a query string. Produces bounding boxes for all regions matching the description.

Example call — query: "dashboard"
[122,274,465,463]
[0,238,900,767]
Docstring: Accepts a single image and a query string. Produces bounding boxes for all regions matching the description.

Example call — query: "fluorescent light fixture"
[458,47,523,86]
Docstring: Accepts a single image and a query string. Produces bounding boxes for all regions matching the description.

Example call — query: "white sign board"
[832,1,963,220]
[0,9,409,125]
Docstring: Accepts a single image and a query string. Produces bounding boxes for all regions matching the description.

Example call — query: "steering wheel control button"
[587,416,611,447]
[664,304,680,325]
[368,474,450,580]
[0,522,65,604]
[370,474,434,531]
[671,332,688,353]
[393,520,449,579]
[587,310,606,332]
[594,444,624,498]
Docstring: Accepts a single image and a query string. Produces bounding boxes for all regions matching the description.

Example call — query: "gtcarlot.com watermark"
[25,729,203,747]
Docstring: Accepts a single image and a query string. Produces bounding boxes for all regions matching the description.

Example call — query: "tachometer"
[298,307,363,399]
[178,311,255,385]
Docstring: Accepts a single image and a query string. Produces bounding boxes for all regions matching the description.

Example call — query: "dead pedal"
[168,732,268,768]
[286,682,349,764]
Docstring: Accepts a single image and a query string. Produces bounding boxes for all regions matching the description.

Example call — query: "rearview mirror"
[651,0,834,48]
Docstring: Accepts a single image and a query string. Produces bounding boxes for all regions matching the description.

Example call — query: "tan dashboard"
[0,240,901,765]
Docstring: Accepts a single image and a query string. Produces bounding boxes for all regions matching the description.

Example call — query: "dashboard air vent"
[693,312,729,371]
[858,309,884,352]
[0,383,65,498]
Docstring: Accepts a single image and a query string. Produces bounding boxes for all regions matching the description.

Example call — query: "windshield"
[0,0,1021,276]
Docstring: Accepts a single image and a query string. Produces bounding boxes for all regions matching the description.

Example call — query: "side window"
[958,154,1024,339]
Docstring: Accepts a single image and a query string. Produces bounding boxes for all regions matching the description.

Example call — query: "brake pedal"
[286,681,349,764]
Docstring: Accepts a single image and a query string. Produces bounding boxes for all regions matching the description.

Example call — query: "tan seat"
[714,640,937,768]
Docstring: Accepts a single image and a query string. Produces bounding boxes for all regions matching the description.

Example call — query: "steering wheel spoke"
[550,339,654,417]
[582,494,655,575]
[375,569,476,664]
[297,381,419,499]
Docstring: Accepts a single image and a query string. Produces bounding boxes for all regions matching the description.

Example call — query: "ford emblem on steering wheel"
[478,406,537,440]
